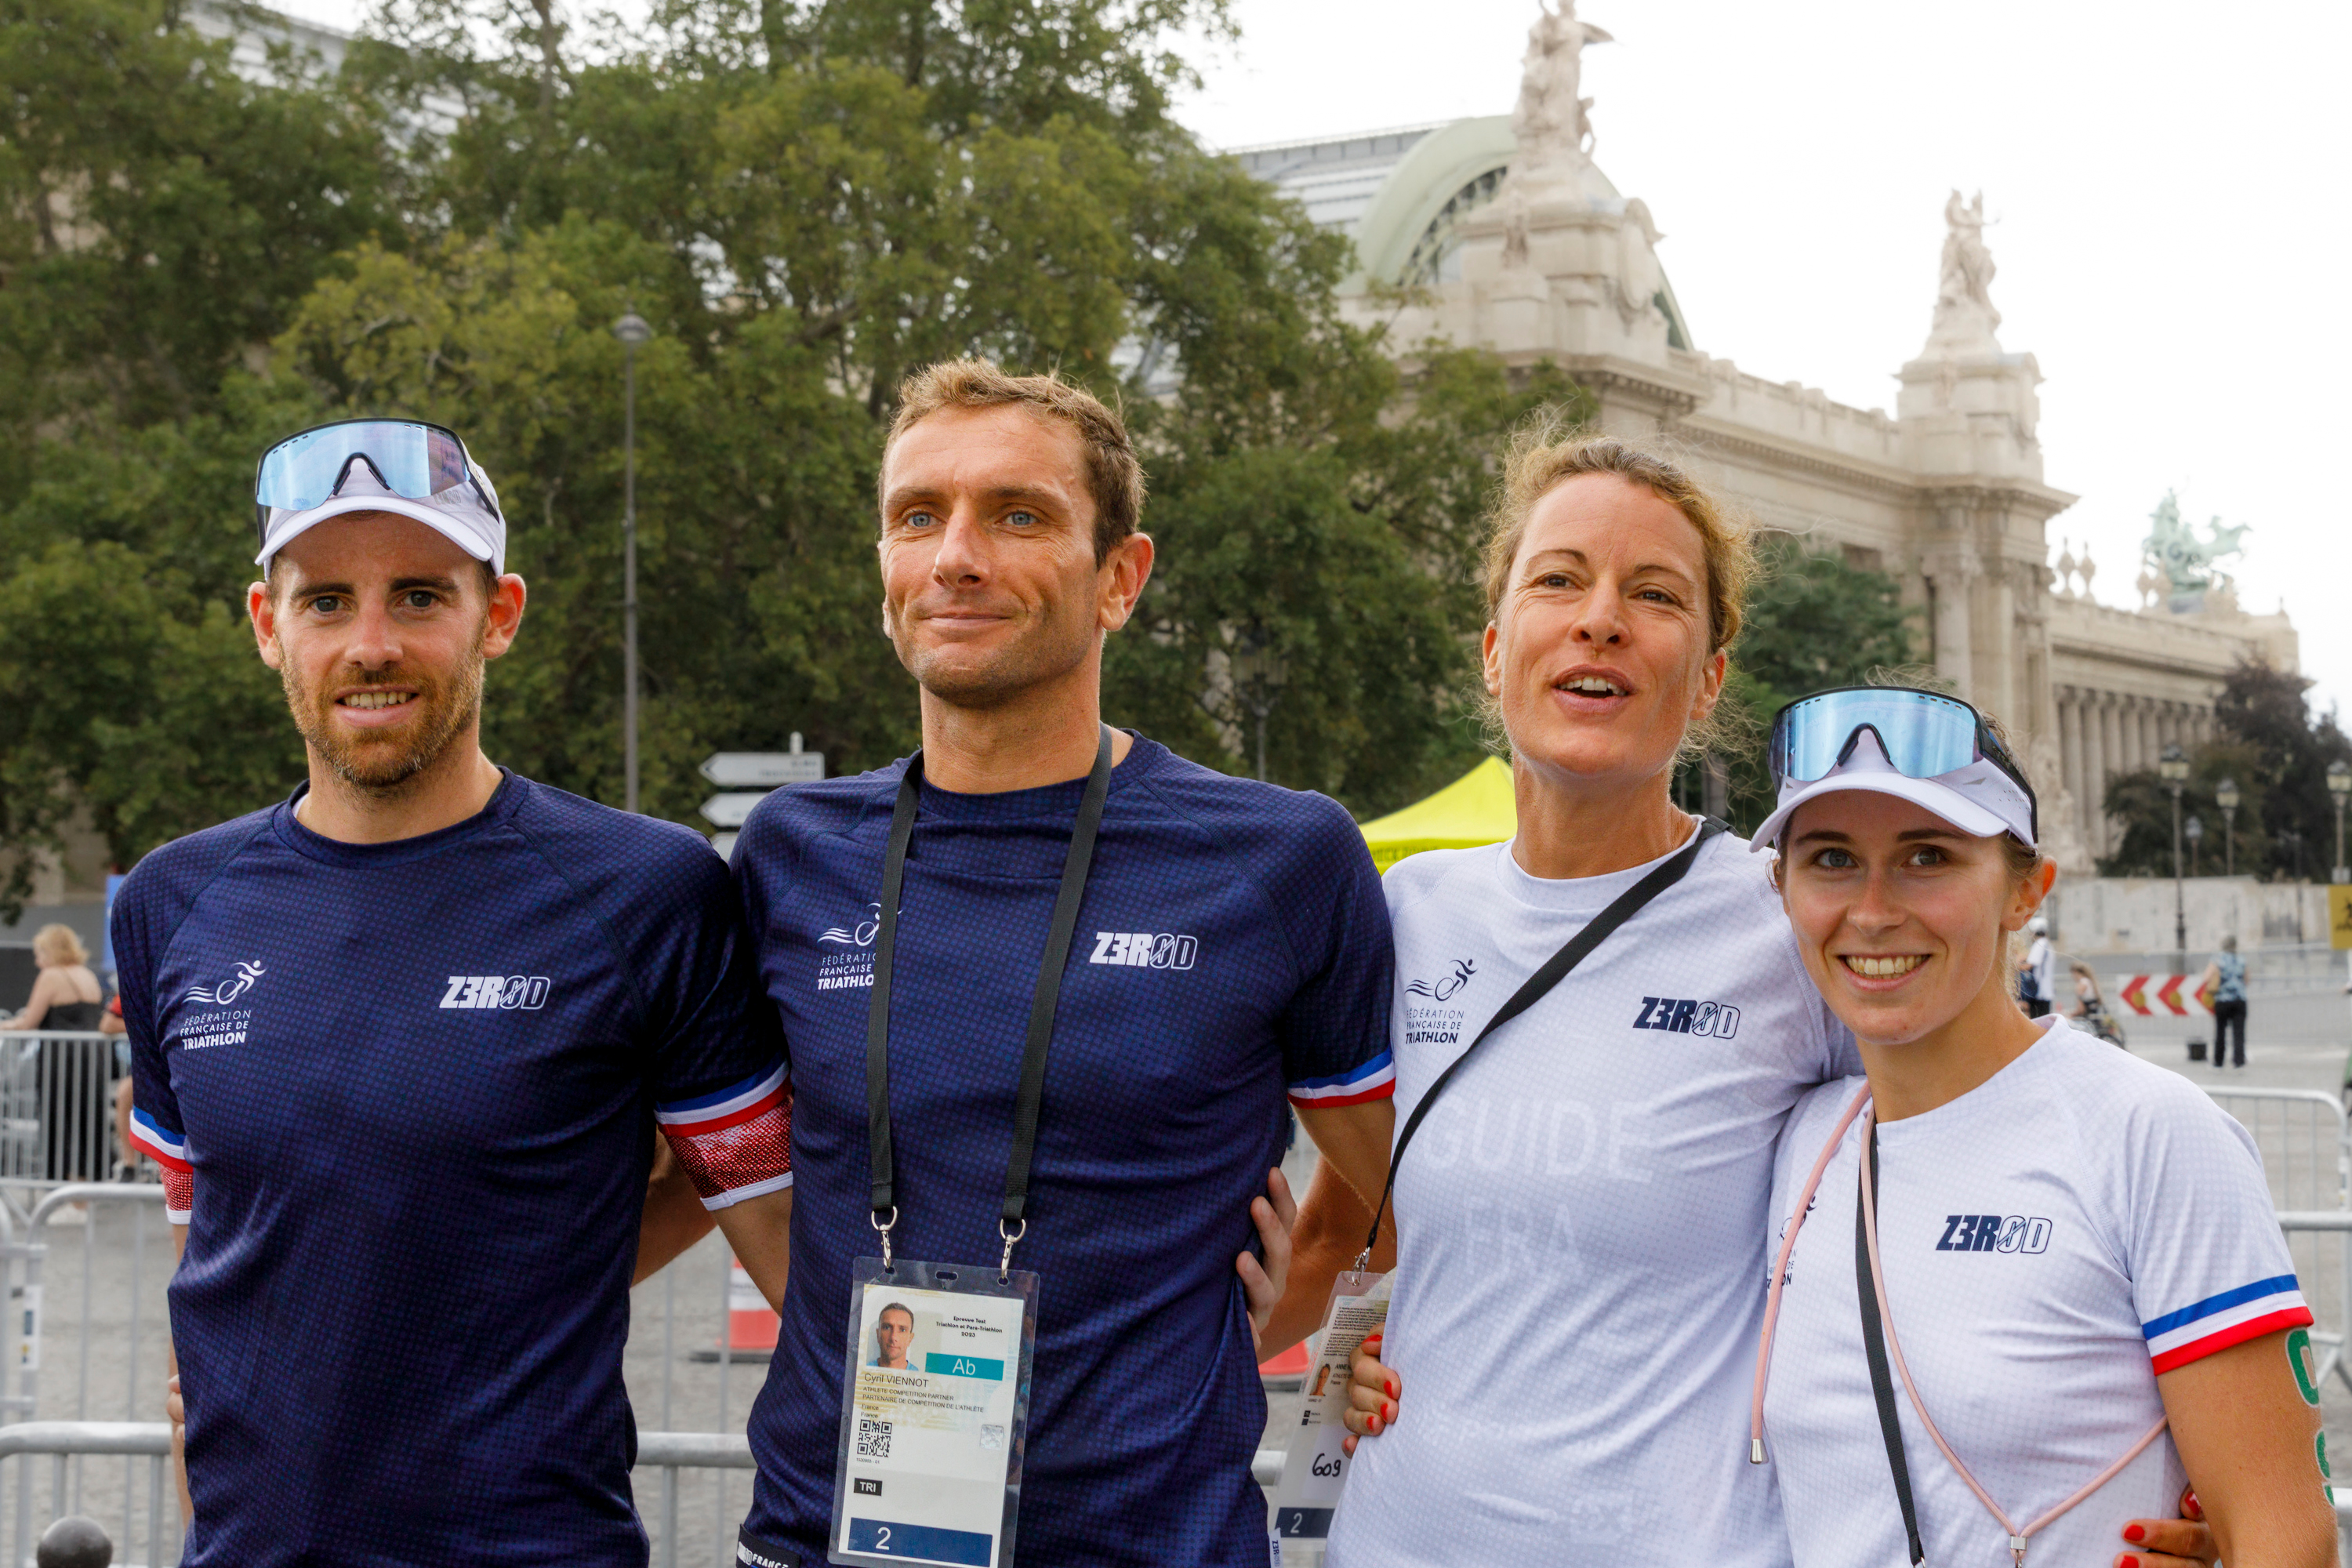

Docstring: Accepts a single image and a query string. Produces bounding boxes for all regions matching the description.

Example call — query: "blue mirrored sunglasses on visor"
[252,419,501,543]
[1768,685,2037,815]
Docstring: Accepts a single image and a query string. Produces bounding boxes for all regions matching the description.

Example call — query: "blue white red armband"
[129,1109,194,1224]
[2144,1275,2312,1374]
[656,1065,793,1210]
[1287,1051,1396,1112]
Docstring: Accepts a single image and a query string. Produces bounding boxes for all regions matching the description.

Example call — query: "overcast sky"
[274,0,2352,713]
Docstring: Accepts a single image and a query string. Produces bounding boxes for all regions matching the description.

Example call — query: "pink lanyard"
[1749,1085,2170,1567]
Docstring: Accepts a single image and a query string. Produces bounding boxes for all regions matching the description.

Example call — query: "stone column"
[2061,691,2086,844]
[2083,692,2109,855]
[1922,550,1978,703]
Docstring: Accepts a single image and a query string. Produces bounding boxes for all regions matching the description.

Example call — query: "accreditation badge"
[1272,1270,1392,1543]
[830,1258,1039,1568]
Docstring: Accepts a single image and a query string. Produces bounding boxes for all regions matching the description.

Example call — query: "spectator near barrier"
[5,925,110,1185]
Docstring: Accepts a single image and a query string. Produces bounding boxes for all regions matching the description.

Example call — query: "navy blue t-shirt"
[112,772,786,1567]
[733,735,1395,1567]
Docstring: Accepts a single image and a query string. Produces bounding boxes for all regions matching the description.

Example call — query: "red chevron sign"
[2112,975,2213,1017]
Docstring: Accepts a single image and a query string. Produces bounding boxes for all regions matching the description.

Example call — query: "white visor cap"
[255,460,505,575]
[1748,729,2037,852]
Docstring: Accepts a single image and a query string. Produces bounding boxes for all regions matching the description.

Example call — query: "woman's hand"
[1338,1330,1399,1455]
[1237,1167,1297,1356]
[2115,1487,2216,1568]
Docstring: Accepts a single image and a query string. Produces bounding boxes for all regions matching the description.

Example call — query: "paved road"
[2,985,2343,1566]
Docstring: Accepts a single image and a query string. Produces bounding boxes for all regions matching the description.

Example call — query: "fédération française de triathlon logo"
[186,960,266,1007]
[819,905,882,947]
[1405,959,1477,1001]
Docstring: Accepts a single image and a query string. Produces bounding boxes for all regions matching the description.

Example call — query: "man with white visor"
[115,419,795,1566]
[1748,686,2331,1568]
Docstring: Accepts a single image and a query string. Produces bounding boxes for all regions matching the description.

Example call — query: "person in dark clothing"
[5,924,110,1181]
[2202,935,2249,1069]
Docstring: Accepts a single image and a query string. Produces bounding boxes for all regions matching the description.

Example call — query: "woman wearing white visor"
[1745,686,2332,1568]
[1293,423,2214,1568]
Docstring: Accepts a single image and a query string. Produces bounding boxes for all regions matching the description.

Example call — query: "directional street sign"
[700,751,825,788]
[700,793,768,829]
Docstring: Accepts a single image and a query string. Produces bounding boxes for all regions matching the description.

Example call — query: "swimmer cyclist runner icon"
[187,960,266,1007]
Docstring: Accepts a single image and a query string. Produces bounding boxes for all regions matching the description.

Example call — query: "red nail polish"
[2120,1555,2139,1568]
[2123,1526,2144,1544]
[1369,1414,1383,1434]
[1386,1377,1398,1397]
[1383,1401,1396,1421]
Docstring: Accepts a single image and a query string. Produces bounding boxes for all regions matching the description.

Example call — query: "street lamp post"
[613,311,653,814]
[2329,759,2352,884]
[2185,813,2203,879]
[1230,624,1285,783]
[2215,776,2240,878]
[2159,742,2190,971]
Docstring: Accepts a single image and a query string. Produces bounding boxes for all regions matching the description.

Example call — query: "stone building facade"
[1229,4,2296,873]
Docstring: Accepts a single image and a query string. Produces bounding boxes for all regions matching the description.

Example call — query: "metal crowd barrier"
[2212,1090,2352,1396]
[0,1035,125,1190]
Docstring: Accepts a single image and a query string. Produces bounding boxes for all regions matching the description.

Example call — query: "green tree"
[0,0,1610,916]
[2095,742,2270,879]
[1695,535,1920,831]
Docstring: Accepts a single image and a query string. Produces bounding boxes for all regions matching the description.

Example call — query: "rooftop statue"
[1926,190,2002,350]
[1512,1,1612,183]
[2143,490,2250,604]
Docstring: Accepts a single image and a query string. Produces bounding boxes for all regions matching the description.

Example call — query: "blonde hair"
[883,359,1146,564]
[32,925,87,967]
[1480,416,1755,655]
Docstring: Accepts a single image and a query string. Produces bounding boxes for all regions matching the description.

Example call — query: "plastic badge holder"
[831,1257,1039,1568]
[1272,1270,1393,1542]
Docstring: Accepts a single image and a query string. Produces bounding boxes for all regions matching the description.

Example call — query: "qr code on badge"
[979,1424,1004,1451]
[856,1415,893,1460]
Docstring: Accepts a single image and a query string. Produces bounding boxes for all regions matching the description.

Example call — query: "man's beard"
[887,594,1097,708]
[281,639,486,796]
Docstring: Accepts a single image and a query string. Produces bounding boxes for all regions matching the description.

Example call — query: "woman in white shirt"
[1279,421,2214,1568]
[1744,687,2329,1566]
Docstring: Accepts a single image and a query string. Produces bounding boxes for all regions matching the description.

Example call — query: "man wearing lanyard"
[729,361,1399,1567]
[114,421,794,1565]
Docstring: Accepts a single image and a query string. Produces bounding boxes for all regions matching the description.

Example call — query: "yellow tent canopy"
[1359,757,1516,873]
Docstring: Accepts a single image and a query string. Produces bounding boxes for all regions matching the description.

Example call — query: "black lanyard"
[866,725,1116,1277]
[1359,818,1726,1261]
[1857,1124,1927,1566]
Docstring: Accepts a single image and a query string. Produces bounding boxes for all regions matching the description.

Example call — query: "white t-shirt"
[1762,1018,2310,1568]
[1328,830,1857,1568]
[2021,936,2054,1000]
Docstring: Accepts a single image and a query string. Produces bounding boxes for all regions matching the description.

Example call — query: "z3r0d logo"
[1088,931,1197,970]
[439,975,551,1011]
[1631,996,1741,1037]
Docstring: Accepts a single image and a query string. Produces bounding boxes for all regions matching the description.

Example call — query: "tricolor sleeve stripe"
[659,1067,793,1211]
[2144,1275,2312,1374]
[129,1109,191,1174]
[1288,1051,1396,1110]
[656,1064,787,1137]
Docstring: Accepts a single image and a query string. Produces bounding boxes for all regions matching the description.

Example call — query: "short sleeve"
[644,852,794,1210]
[2126,1093,2310,1374]
[1277,808,1396,1111]
[111,881,194,1221]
